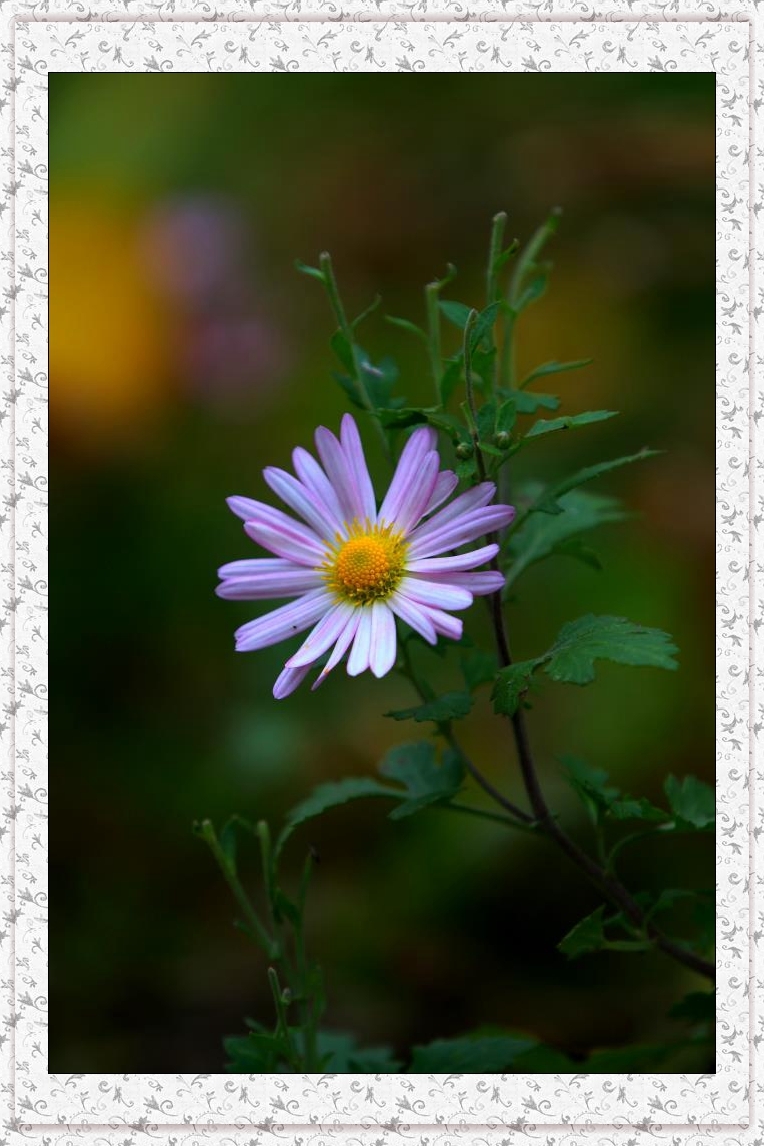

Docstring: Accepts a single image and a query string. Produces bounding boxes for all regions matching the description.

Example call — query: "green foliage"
[557,906,607,958]
[316,1030,403,1072]
[505,489,630,589]
[460,647,499,692]
[386,691,473,723]
[664,774,715,829]
[277,777,394,856]
[378,741,464,819]
[544,615,678,685]
[409,1033,537,1073]
[491,660,538,718]
[512,390,561,414]
[523,409,617,440]
[519,357,593,389]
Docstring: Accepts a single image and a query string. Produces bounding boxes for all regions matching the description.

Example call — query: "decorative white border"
[3,7,758,1145]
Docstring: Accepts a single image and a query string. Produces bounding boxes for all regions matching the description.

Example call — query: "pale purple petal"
[263,466,341,540]
[377,426,436,526]
[392,450,440,536]
[218,558,297,578]
[407,482,497,546]
[425,606,463,641]
[216,567,323,600]
[286,603,356,669]
[419,570,506,596]
[369,601,397,678]
[244,518,327,567]
[397,576,473,612]
[347,607,374,676]
[292,446,345,530]
[389,592,438,645]
[315,426,363,523]
[340,413,377,522]
[407,505,516,560]
[406,543,499,574]
[234,589,331,652]
[423,470,459,516]
[273,665,311,699]
[227,495,264,522]
[312,611,361,690]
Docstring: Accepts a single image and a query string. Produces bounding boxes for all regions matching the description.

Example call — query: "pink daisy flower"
[216,414,515,698]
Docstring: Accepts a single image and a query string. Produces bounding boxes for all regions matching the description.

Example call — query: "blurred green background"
[51,73,715,1072]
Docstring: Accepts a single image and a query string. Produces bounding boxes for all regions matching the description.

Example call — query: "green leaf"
[514,270,548,312]
[439,299,473,330]
[558,906,607,959]
[225,1031,286,1072]
[511,1044,578,1072]
[385,691,473,723]
[351,295,381,330]
[584,1043,674,1072]
[468,301,502,352]
[608,796,670,823]
[505,489,630,588]
[560,755,620,814]
[378,741,464,819]
[409,1033,537,1073]
[519,358,593,389]
[496,398,517,436]
[218,816,240,874]
[544,615,679,686]
[491,660,539,717]
[532,448,660,514]
[294,258,325,283]
[385,314,428,344]
[349,1045,404,1072]
[277,777,394,856]
[524,410,617,440]
[513,390,560,414]
[460,648,498,692]
[476,400,497,442]
[664,775,715,829]
[669,991,715,1025]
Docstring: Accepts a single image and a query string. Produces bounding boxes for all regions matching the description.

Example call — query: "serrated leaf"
[532,448,660,514]
[524,410,617,439]
[505,489,629,589]
[476,400,497,442]
[277,777,395,856]
[544,615,679,686]
[664,774,715,829]
[496,398,517,435]
[409,1033,536,1073]
[608,796,670,822]
[491,660,539,717]
[519,357,593,389]
[385,691,473,723]
[558,906,606,959]
[469,301,502,352]
[560,755,620,813]
[513,390,561,414]
[378,741,464,818]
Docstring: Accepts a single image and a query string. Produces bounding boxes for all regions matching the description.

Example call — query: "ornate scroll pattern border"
[1,9,758,1145]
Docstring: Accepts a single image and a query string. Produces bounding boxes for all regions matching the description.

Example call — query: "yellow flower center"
[323,520,407,606]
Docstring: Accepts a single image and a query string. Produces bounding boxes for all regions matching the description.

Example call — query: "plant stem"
[486,210,507,307]
[319,251,392,462]
[425,280,443,404]
[199,820,278,958]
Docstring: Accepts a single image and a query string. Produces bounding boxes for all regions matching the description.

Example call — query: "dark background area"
[51,73,715,1071]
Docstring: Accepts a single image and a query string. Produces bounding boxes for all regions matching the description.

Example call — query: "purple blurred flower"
[217,415,515,698]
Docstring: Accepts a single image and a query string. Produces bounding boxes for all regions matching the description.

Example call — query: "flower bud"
[455,442,473,460]
[495,431,512,450]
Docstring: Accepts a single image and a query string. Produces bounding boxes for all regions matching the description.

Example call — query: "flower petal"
[406,542,499,574]
[389,592,437,645]
[418,570,506,596]
[407,482,498,545]
[227,495,264,522]
[369,601,397,678]
[263,466,340,539]
[286,602,356,669]
[340,413,377,522]
[377,426,436,526]
[292,446,345,530]
[312,610,361,690]
[216,567,323,600]
[244,517,327,567]
[394,450,440,536]
[347,607,374,676]
[423,470,458,517]
[273,665,311,699]
[398,576,473,611]
[218,558,297,578]
[315,425,363,524]
[234,589,332,652]
[407,505,515,560]
[424,606,463,641]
